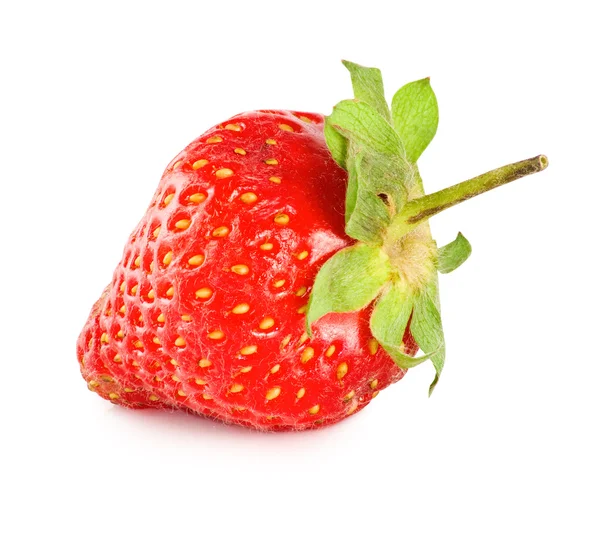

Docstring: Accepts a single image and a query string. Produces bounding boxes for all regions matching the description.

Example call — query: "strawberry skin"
[77,110,417,430]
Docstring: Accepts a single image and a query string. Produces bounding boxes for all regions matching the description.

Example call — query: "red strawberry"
[77,61,547,430]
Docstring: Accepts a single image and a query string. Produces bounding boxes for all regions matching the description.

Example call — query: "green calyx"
[306,60,549,394]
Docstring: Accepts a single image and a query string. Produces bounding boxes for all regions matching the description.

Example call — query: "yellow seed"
[300,347,314,364]
[259,317,275,330]
[308,404,320,415]
[130,285,138,296]
[370,379,379,389]
[88,380,99,388]
[215,168,234,179]
[195,378,207,385]
[119,281,126,293]
[343,390,355,401]
[347,401,358,415]
[265,138,277,145]
[188,192,207,203]
[212,226,229,237]
[149,394,159,401]
[279,124,294,132]
[174,336,186,347]
[299,116,312,123]
[188,254,205,266]
[269,176,282,184]
[270,364,281,374]
[264,158,278,166]
[225,123,242,131]
[295,286,307,297]
[117,330,124,339]
[206,135,223,143]
[134,255,141,267]
[260,242,273,251]
[124,387,134,393]
[147,289,155,300]
[240,345,257,355]
[100,332,109,344]
[325,345,336,357]
[266,387,281,400]
[137,314,144,324]
[273,279,286,288]
[178,389,187,397]
[231,264,249,275]
[163,193,175,206]
[368,338,379,355]
[170,359,178,365]
[113,354,122,363]
[157,313,165,323]
[132,360,140,367]
[152,226,161,238]
[240,192,258,204]
[133,340,143,349]
[152,336,161,345]
[274,213,289,225]
[280,334,292,349]
[198,358,212,368]
[171,375,181,382]
[240,366,253,373]
[202,393,213,400]
[232,303,250,314]
[149,261,155,273]
[372,391,379,398]
[234,147,246,155]
[297,305,307,314]
[192,159,209,170]
[195,287,213,299]
[337,362,349,380]
[207,330,224,340]
[230,383,244,393]
[296,250,309,260]
[100,375,114,383]
[163,251,173,265]
[109,393,120,400]
[175,219,191,230]
[298,332,309,345]
[166,286,175,297]
[296,388,306,399]
[181,314,192,322]
[173,160,183,169]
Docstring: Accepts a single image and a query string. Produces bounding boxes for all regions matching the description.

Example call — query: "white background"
[1,1,598,534]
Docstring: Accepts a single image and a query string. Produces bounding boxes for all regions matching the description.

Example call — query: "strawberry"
[77,61,547,430]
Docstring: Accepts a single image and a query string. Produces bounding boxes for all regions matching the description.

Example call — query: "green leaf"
[370,282,430,369]
[306,244,392,335]
[437,232,472,274]
[344,144,360,223]
[345,149,412,244]
[342,60,391,122]
[391,78,439,162]
[324,118,348,169]
[328,100,405,157]
[410,278,445,395]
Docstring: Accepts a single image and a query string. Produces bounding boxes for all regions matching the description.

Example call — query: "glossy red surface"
[77,110,417,430]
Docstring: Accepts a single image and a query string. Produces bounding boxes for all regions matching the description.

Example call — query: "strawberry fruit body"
[78,62,548,431]
[77,110,417,430]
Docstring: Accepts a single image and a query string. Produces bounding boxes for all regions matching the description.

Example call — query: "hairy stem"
[387,155,548,241]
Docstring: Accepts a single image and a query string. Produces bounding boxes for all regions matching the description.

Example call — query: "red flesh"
[77,110,417,431]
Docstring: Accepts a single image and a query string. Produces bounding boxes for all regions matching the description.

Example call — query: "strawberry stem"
[387,154,548,241]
